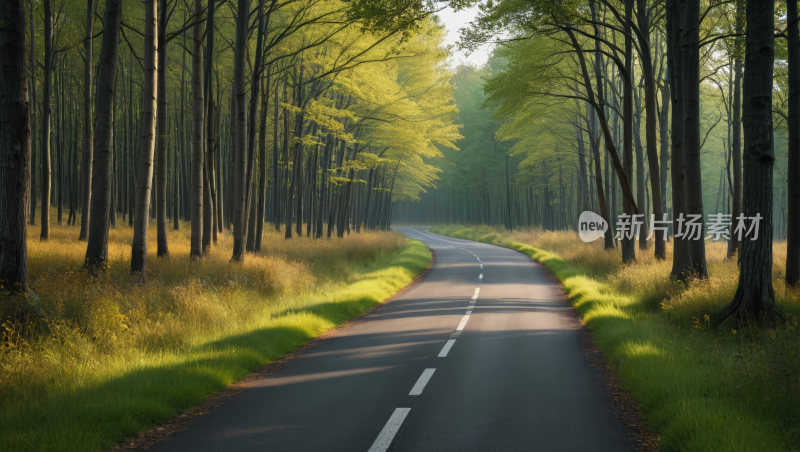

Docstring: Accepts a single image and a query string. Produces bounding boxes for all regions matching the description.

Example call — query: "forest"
[393,0,796,323]
[1,0,799,450]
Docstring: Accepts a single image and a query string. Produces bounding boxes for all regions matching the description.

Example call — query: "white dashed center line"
[409,368,436,396]
[368,408,411,452]
[479,273,483,280]
[472,288,480,299]
[438,339,455,357]
[456,313,471,331]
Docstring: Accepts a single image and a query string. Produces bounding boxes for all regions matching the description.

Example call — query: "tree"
[729,0,745,260]
[155,0,169,257]
[131,0,159,276]
[85,0,123,270]
[190,0,205,259]
[786,0,800,286]
[40,0,53,241]
[0,0,31,294]
[718,0,778,324]
[231,0,248,261]
[79,0,96,241]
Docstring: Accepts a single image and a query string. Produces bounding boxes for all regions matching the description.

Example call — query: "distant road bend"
[150,226,635,451]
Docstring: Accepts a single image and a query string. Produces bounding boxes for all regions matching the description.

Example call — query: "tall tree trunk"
[40,0,53,240]
[203,97,215,250]
[131,0,158,276]
[667,0,692,280]
[255,70,270,252]
[56,65,63,226]
[788,0,800,286]
[244,0,269,245]
[190,0,204,259]
[85,0,122,270]
[79,0,95,240]
[231,0,248,260]
[29,4,36,227]
[620,0,636,263]
[659,69,670,229]
[272,81,280,230]
[682,0,707,277]
[204,0,216,247]
[718,0,777,324]
[635,0,665,259]
[0,0,31,293]
[155,0,169,256]
[729,0,745,259]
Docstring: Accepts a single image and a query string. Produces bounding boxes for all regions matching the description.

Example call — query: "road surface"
[150,227,634,451]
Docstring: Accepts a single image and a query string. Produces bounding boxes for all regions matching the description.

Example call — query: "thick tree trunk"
[0,0,31,293]
[231,0,248,260]
[667,0,692,280]
[85,0,122,270]
[131,0,158,276]
[719,0,777,324]
[788,0,800,286]
[682,0,707,278]
[155,0,169,256]
[190,0,204,259]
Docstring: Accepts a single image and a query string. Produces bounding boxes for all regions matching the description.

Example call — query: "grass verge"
[431,225,800,452]
[0,222,430,451]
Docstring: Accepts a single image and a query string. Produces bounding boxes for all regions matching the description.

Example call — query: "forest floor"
[430,225,800,452]
[0,216,430,451]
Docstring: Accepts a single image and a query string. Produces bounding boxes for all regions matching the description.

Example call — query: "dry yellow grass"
[0,215,412,420]
[499,227,800,322]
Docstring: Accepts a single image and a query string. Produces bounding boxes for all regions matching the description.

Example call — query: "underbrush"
[0,219,430,451]
[430,224,800,452]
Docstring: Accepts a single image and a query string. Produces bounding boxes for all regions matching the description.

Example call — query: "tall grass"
[0,217,430,451]
[431,224,800,451]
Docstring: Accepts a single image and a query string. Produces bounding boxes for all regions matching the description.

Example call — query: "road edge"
[115,241,435,452]
[424,230,660,452]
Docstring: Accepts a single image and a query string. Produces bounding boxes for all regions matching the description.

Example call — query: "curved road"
[150,227,634,451]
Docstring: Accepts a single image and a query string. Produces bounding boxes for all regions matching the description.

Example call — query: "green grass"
[430,225,800,452]
[0,228,430,452]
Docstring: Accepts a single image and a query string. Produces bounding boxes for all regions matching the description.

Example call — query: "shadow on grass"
[0,242,432,452]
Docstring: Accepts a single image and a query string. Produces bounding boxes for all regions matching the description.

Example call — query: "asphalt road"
[149,227,634,451]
